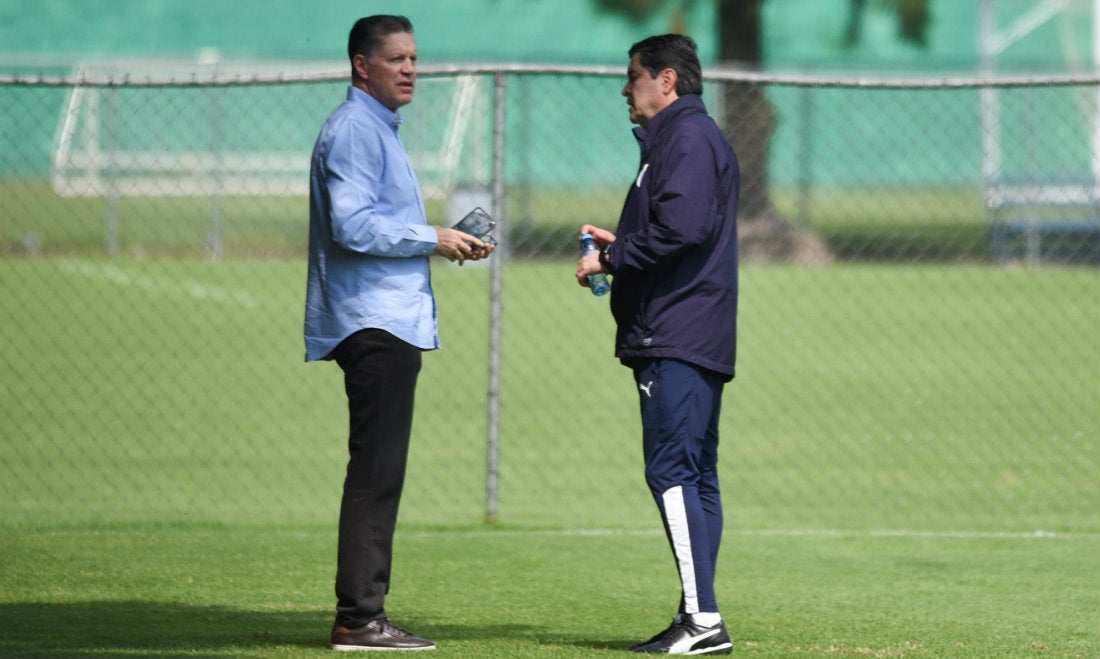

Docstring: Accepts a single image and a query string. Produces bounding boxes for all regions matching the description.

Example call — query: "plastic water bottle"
[579,233,611,296]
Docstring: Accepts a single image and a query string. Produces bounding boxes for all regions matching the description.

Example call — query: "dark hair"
[628,34,703,96]
[347,15,414,62]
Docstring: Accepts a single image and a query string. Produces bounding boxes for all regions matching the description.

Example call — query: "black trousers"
[331,328,423,627]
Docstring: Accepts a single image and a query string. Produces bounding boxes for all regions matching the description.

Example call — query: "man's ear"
[352,53,370,82]
[661,67,678,95]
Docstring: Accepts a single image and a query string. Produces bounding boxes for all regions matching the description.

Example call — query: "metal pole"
[207,86,225,260]
[484,71,506,524]
[1092,0,1100,185]
[796,85,814,228]
[104,87,120,258]
[979,0,999,191]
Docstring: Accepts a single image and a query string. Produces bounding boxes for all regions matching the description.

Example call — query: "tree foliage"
[592,0,931,51]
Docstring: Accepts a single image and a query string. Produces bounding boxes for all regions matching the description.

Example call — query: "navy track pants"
[633,358,725,615]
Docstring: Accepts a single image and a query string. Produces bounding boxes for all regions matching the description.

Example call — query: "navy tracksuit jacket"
[603,93,740,381]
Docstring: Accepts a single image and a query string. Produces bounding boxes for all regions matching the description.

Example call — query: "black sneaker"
[630,614,732,655]
[331,618,436,651]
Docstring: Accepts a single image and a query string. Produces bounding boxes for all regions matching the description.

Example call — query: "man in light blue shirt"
[302,76,440,359]
[304,14,492,653]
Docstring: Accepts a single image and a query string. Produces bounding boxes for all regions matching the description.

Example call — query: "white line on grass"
[57,259,261,308]
[37,528,1099,541]
[403,528,1099,541]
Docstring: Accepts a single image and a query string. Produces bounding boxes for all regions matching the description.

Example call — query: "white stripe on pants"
[661,485,699,614]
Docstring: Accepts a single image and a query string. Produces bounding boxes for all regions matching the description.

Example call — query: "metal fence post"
[485,70,507,523]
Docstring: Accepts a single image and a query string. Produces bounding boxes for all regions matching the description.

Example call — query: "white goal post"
[978,0,1100,201]
[977,0,1100,263]
[52,60,489,200]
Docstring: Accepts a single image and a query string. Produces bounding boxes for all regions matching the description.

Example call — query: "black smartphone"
[452,207,497,245]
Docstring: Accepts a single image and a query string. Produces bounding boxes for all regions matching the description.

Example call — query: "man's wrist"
[598,246,612,272]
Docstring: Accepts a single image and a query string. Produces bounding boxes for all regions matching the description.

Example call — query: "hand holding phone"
[452,207,497,247]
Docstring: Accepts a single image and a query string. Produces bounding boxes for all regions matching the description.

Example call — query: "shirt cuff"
[407,223,439,255]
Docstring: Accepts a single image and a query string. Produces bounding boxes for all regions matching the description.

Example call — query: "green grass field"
[1,256,1098,658]
[3,526,1096,658]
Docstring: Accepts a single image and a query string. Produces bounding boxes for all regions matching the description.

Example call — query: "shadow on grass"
[0,600,329,658]
[416,620,638,653]
[1,602,622,657]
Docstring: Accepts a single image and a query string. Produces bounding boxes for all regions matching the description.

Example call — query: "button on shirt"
[304,86,440,361]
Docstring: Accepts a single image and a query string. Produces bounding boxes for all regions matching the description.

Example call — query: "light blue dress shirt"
[304,86,440,361]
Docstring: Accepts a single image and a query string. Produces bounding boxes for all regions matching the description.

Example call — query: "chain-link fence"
[1,64,1097,534]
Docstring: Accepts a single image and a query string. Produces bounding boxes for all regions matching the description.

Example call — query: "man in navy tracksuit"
[577,34,739,656]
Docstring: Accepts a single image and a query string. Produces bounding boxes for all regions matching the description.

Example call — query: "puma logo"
[639,381,654,398]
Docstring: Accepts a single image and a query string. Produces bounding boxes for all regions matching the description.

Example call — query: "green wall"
[3,0,1085,70]
[1,1,1090,186]
[0,0,713,65]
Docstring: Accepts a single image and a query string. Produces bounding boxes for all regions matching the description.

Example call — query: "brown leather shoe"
[331,618,436,651]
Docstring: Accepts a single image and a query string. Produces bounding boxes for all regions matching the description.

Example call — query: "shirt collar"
[347,85,404,129]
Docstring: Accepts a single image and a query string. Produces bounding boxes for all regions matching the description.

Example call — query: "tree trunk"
[718,0,831,263]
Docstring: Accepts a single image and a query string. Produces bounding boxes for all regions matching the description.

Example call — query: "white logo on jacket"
[635,163,649,188]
